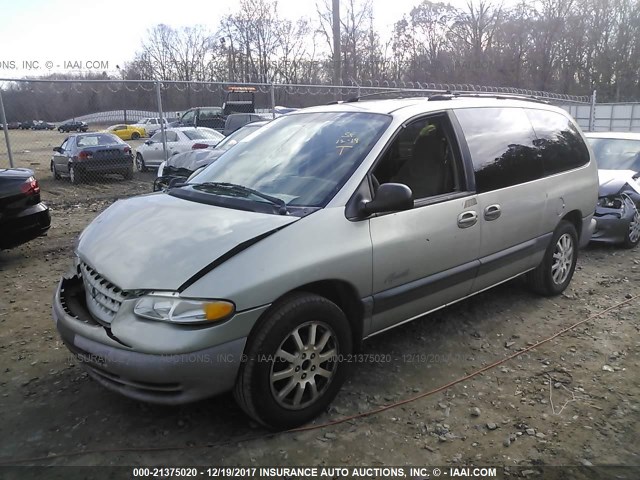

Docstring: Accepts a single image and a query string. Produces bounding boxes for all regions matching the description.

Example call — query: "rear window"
[455,107,542,193]
[76,134,122,147]
[525,109,590,175]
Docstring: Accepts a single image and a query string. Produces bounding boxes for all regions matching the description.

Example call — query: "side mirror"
[168,177,187,188]
[361,183,413,216]
[144,140,154,145]
[53,147,63,153]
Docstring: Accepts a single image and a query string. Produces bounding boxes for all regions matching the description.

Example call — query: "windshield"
[216,124,263,151]
[588,137,640,171]
[182,128,224,141]
[189,112,391,208]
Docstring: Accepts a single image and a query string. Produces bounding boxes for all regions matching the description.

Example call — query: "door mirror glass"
[168,177,186,188]
[53,146,63,153]
[361,183,413,215]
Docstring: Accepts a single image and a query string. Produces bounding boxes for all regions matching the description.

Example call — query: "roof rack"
[329,90,550,105]
[326,89,447,105]
[427,91,550,104]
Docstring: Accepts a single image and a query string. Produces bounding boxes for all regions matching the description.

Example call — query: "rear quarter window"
[454,107,542,193]
[524,109,590,176]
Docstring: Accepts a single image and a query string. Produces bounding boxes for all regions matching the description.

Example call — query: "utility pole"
[332,0,341,87]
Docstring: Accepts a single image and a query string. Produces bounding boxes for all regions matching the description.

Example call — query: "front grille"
[80,261,129,324]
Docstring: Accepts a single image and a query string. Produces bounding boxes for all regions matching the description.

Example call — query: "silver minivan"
[53,95,598,429]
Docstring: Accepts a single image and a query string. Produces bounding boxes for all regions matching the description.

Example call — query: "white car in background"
[135,127,224,172]
[132,117,169,136]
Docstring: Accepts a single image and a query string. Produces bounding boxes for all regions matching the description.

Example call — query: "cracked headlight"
[134,293,235,324]
[597,196,623,209]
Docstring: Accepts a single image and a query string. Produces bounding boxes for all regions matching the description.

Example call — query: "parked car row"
[13,120,56,130]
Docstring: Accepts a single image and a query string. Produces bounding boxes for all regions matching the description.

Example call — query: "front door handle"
[457,210,478,229]
[484,204,502,221]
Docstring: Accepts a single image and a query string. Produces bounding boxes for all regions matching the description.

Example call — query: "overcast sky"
[0,0,490,79]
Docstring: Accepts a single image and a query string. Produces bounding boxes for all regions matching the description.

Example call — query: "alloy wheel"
[269,321,338,410]
[551,233,574,285]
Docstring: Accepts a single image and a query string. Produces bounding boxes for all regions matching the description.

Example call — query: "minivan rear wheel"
[527,220,578,296]
[234,293,352,430]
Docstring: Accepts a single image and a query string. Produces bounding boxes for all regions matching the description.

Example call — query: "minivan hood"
[76,193,298,291]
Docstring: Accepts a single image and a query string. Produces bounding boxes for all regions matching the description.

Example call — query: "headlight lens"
[598,196,623,209]
[134,293,235,324]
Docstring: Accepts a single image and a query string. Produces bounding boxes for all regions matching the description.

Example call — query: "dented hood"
[598,169,640,195]
[76,193,298,291]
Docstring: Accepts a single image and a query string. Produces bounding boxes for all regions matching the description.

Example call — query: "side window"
[455,107,542,193]
[60,139,68,151]
[200,109,217,120]
[372,114,462,200]
[525,109,590,176]
[181,110,196,125]
[166,132,179,142]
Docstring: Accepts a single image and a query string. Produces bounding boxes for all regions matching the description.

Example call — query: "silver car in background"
[53,95,598,430]
[132,117,169,136]
[135,127,224,172]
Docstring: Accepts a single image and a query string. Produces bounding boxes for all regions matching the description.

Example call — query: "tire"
[234,292,352,430]
[123,166,133,180]
[51,161,61,180]
[131,132,140,140]
[69,164,82,184]
[527,220,578,296]
[58,128,64,133]
[135,153,147,172]
[77,128,82,132]
[621,204,640,249]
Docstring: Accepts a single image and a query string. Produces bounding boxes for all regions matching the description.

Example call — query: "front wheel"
[527,220,578,296]
[131,132,140,140]
[621,205,640,249]
[234,293,352,430]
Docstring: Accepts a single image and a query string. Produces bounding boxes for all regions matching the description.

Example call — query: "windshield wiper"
[185,182,287,214]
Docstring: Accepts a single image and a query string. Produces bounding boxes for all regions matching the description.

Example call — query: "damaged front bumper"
[592,195,637,244]
[52,272,265,405]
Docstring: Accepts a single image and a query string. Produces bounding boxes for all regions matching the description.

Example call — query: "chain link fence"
[0,78,595,206]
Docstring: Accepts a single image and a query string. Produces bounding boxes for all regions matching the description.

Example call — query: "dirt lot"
[0,131,639,474]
